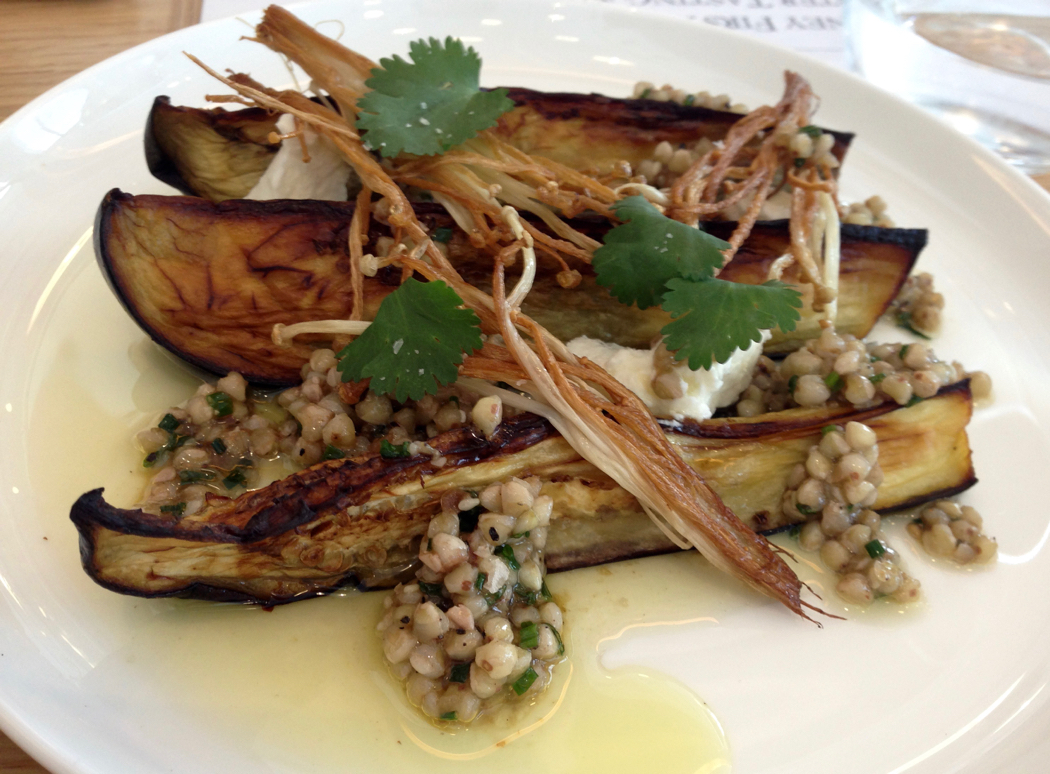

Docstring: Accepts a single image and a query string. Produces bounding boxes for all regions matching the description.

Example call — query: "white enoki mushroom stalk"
[272,320,371,347]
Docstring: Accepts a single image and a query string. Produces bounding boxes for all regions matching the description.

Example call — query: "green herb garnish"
[211,438,227,454]
[512,667,538,696]
[483,584,507,607]
[865,539,887,558]
[356,37,514,157]
[206,391,234,418]
[593,196,728,310]
[549,624,565,656]
[788,374,799,394]
[895,310,932,340]
[799,125,822,137]
[661,278,802,371]
[178,469,216,484]
[683,93,694,106]
[449,663,471,684]
[380,439,411,459]
[158,413,179,433]
[439,711,458,721]
[338,278,482,401]
[906,395,924,407]
[222,467,248,489]
[794,157,806,168]
[419,581,444,597]
[796,503,817,516]
[788,523,802,538]
[870,372,887,384]
[160,502,186,516]
[474,572,487,592]
[639,87,652,99]
[433,226,453,243]
[899,344,910,360]
[821,425,839,436]
[322,444,345,460]
[519,621,539,649]
[824,372,842,391]
[496,544,520,570]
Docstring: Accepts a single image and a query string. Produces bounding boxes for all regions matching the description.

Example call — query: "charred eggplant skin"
[96,191,923,386]
[71,383,974,605]
[145,89,853,200]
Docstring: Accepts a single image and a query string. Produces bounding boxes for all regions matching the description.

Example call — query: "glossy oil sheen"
[25,237,729,774]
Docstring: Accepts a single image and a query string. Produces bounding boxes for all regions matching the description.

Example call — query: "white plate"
[3,1,1050,772]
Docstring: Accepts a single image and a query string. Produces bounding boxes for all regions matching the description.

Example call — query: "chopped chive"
[206,391,234,418]
[898,344,910,359]
[787,374,799,394]
[549,624,565,656]
[178,469,216,484]
[427,538,433,552]
[895,311,932,340]
[483,584,507,607]
[519,621,539,649]
[496,543,520,570]
[143,451,161,468]
[158,413,179,432]
[824,372,842,391]
[474,572,486,592]
[821,424,839,436]
[439,711,457,721]
[870,372,887,384]
[796,503,816,516]
[211,438,227,454]
[512,667,538,696]
[433,226,453,243]
[539,579,553,602]
[683,93,695,106]
[418,581,444,597]
[160,502,186,516]
[514,583,538,605]
[449,663,471,684]
[639,87,652,99]
[794,157,806,168]
[380,439,411,459]
[911,517,923,525]
[458,504,483,534]
[222,467,248,489]
[449,395,460,406]
[799,124,822,137]
[511,530,531,539]
[865,539,887,559]
[788,523,802,538]
[322,444,345,460]
[905,395,923,407]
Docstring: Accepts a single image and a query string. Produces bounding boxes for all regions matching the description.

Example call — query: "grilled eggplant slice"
[72,383,974,604]
[146,97,282,201]
[146,89,852,200]
[96,191,922,386]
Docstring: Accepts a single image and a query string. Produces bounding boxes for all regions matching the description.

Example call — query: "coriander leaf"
[592,196,729,309]
[661,278,803,370]
[337,278,482,402]
[356,37,514,157]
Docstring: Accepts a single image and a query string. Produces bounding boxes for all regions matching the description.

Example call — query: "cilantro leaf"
[592,196,729,310]
[661,278,803,370]
[337,278,482,402]
[356,37,514,157]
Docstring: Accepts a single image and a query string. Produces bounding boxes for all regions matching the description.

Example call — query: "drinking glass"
[844,0,1050,175]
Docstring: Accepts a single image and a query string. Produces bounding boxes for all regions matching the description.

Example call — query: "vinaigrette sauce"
[27,250,731,773]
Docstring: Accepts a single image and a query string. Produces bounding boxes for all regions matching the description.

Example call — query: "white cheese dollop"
[566,335,766,422]
[246,113,352,201]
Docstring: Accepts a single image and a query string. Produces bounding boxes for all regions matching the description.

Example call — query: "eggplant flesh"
[72,382,974,604]
[146,89,852,201]
[96,190,923,386]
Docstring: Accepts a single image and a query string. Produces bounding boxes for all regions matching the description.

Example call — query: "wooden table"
[1,1,1049,772]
